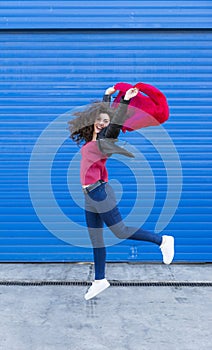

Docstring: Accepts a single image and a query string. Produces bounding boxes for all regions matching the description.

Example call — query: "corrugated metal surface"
[0,30,212,262]
[0,1,212,29]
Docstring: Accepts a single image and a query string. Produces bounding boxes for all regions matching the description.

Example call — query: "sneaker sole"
[84,282,110,300]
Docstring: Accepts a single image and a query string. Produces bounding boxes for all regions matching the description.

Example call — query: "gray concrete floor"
[0,263,211,350]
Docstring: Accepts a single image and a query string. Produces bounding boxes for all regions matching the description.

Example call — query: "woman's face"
[94,113,110,134]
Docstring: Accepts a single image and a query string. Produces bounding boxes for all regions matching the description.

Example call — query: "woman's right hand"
[105,86,116,95]
[124,87,139,101]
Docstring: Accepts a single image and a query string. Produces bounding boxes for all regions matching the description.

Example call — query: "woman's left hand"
[124,88,139,101]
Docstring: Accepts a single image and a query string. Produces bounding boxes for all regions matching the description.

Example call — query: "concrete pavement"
[0,263,211,350]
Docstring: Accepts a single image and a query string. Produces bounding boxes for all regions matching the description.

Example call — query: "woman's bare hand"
[124,88,139,101]
[105,86,116,95]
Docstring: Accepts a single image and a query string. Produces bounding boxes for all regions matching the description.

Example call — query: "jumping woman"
[69,86,174,300]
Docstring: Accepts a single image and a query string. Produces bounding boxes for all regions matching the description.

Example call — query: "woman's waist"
[82,180,107,194]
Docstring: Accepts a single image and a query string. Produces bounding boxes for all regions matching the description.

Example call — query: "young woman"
[69,86,174,300]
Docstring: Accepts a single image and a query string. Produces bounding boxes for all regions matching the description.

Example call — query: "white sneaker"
[84,279,110,300]
[160,235,175,265]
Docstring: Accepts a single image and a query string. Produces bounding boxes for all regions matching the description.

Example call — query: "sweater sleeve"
[104,97,130,139]
[102,94,111,103]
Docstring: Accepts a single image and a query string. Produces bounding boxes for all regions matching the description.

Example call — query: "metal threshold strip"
[0,280,211,287]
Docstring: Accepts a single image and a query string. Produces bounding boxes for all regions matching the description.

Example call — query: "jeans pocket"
[88,184,107,202]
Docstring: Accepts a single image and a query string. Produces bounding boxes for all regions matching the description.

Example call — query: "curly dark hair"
[68,101,115,145]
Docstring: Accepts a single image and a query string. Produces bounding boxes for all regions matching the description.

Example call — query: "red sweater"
[80,141,108,185]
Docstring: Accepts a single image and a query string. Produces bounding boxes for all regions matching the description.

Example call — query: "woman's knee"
[110,225,130,240]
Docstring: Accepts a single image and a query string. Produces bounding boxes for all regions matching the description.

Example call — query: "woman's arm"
[102,86,116,103]
[105,88,138,139]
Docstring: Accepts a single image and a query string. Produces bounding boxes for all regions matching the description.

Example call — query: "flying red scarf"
[112,82,169,132]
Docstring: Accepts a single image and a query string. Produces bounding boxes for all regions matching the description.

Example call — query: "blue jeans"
[84,182,162,280]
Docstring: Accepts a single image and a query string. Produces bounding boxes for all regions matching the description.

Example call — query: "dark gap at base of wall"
[0,280,211,287]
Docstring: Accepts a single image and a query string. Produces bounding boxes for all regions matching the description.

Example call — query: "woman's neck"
[92,132,97,141]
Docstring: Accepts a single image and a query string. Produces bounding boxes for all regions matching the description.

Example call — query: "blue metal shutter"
[0,1,212,29]
[0,30,211,262]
